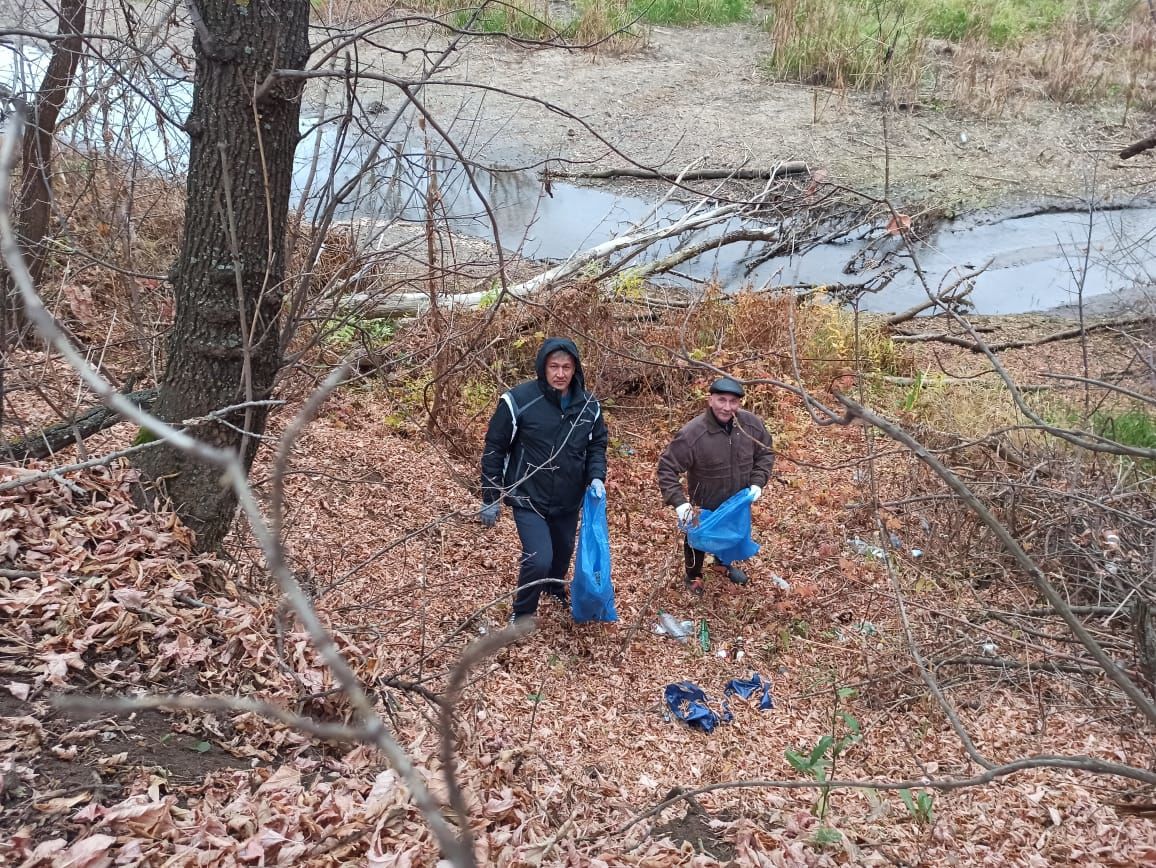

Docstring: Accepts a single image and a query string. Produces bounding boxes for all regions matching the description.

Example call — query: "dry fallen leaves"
[2,367,1155,866]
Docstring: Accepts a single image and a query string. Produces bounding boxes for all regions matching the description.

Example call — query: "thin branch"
[609,754,1156,837]
[833,391,1156,728]
[0,109,474,868]
[54,692,366,742]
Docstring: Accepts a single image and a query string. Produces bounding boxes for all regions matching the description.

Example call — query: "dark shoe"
[711,563,749,586]
[546,589,569,607]
[725,565,749,586]
[509,611,536,626]
[684,573,705,597]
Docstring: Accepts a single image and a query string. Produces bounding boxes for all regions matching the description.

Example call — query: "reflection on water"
[2,45,1152,315]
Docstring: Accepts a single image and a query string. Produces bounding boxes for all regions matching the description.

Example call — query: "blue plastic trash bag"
[664,681,720,733]
[571,486,618,623]
[686,488,760,564]
[724,673,774,710]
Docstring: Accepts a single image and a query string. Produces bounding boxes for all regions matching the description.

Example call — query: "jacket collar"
[702,408,735,431]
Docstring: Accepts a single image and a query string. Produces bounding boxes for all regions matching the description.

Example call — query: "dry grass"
[947,9,1156,116]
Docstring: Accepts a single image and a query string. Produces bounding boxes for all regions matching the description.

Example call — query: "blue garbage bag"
[724,673,775,710]
[686,488,760,564]
[571,486,618,623]
[664,681,721,733]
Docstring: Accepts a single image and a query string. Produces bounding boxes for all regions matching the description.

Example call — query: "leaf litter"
[3,343,1156,866]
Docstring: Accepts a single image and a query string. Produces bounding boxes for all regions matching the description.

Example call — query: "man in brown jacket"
[657,377,775,595]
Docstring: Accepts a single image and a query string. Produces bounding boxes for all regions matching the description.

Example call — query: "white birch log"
[339,197,746,317]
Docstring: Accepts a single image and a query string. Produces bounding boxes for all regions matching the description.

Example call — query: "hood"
[535,337,586,396]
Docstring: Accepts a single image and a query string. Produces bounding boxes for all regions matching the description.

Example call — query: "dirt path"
[387,23,1155,208]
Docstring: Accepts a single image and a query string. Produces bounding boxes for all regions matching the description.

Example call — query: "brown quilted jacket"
[657,408,775,511]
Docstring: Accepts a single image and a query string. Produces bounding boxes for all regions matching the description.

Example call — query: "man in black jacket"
[480,338,609,622]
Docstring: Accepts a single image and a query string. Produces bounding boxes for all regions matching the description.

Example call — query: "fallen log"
[891,316,1153,351]
[544,162,810,182]
[1,388,157,462]
[340,196,749,317]
[1120,133,1156,160]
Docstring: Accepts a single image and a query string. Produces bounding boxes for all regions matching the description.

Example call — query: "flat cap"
[709,377,745,397]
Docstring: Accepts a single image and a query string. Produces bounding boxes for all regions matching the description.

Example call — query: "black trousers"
[684,537,733,576]
[511,507,580,616]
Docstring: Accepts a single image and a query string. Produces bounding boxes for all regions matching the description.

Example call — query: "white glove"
[590,479,605,499]
[748,485,762,501]
[675,503,693,526]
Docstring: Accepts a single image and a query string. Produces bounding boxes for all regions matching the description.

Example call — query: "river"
[3,44,1152,316]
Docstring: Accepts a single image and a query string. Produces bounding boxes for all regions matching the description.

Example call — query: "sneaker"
[684,573,705,596]
[509,611,536,627]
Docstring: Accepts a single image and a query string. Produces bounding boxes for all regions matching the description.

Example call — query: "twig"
[934,656,1103,675]
[55,692,367,742]
[0,400,285,494]
[440,622,533,853]
[0,568,39,579]
[833,393,1156,728]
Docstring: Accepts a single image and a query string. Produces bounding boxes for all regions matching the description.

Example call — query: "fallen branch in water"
[884,263,988,327]
[543,162,810,183]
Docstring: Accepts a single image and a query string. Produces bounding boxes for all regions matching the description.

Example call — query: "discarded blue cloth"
[686,488,760,564]
[571,486,618,623]
[663,681,721,734]
[724,673,775,710]
[665,673,774,734]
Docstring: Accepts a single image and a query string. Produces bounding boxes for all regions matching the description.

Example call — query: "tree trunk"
[135,1,310,552]
[2,0,86,344]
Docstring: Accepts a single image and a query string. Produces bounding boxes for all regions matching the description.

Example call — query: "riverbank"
[341,21,1155,211]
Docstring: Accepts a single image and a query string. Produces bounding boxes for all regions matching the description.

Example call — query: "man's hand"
[479,502,500,527]
[590,479,605,499]
[675,503,693,527]
[748,484,762,501]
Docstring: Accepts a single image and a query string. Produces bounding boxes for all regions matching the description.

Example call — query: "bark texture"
[135,1,310,551]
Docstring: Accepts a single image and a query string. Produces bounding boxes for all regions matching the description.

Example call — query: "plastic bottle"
[849,537,886,559]
[658,611,690,643]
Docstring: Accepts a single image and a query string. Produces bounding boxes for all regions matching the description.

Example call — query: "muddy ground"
[347,21,1156,210]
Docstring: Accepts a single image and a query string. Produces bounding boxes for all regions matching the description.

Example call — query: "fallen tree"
[336,179,852,318]
[1,388,156,462]
[542,162,810,182]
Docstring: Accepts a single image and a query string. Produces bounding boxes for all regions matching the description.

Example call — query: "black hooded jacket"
[481,338,609,516]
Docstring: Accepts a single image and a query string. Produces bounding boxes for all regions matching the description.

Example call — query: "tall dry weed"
[41,156,183,374]
[947,36,1029,116]
[392,283,914,457]
[948,11,1155,116]
[1032,18,1106,104]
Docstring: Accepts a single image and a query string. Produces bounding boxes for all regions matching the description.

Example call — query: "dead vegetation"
[3,282,1156,863]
